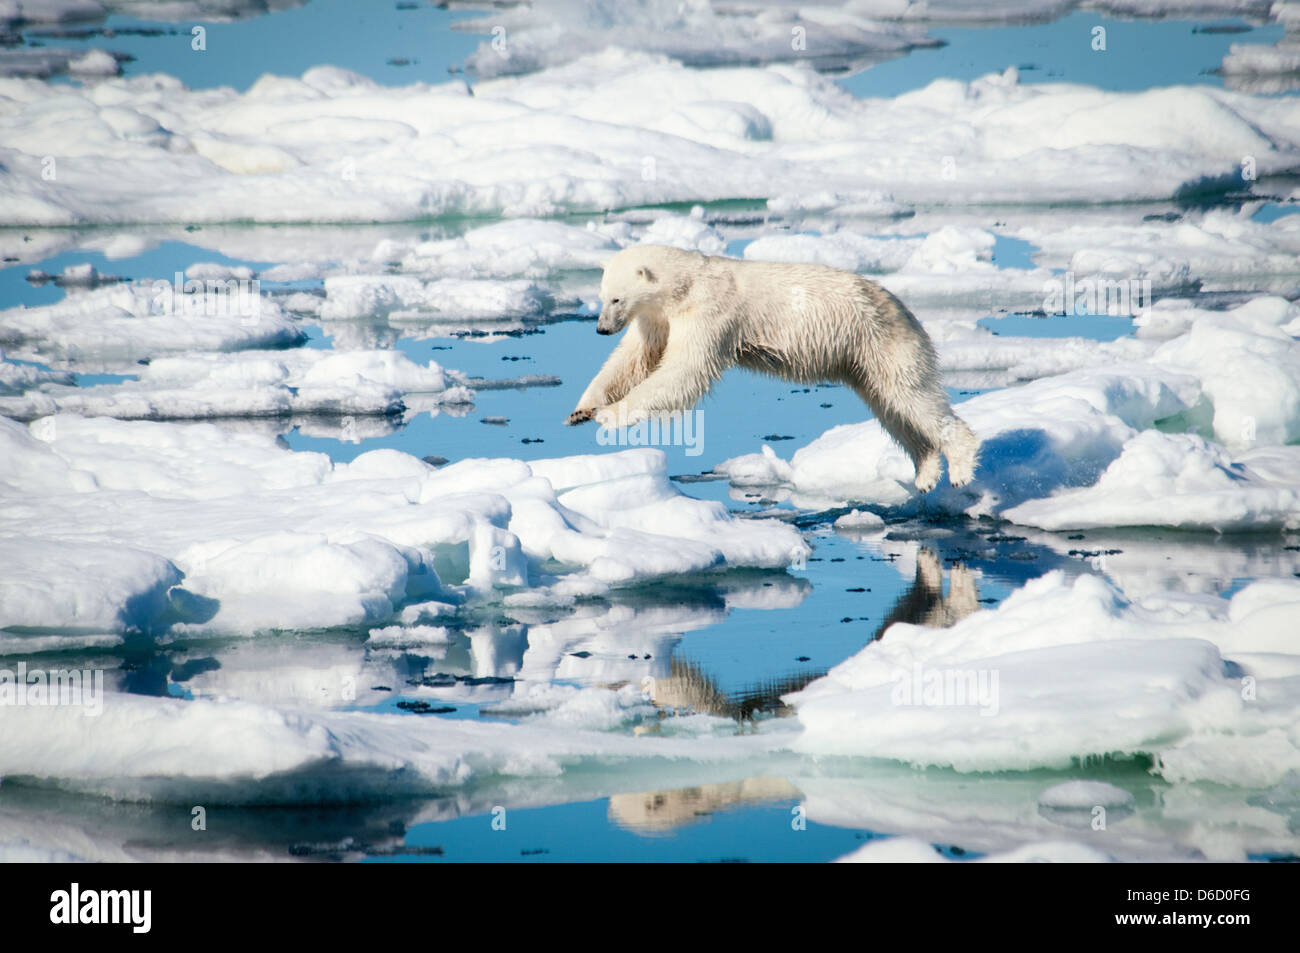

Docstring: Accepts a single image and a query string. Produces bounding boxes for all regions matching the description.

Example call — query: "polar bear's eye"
[610,298,621,304]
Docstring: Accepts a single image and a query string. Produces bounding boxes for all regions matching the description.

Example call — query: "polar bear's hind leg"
[851,382,944,491]
[850,283,980,491]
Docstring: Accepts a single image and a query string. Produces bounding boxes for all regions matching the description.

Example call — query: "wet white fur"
[571,245,980,491]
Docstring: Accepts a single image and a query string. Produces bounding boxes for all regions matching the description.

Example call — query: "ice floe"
[3,54,1297,225]
[835,837,1114,862]
[789,569,1300,786]
[0,686,777,803]
[454,0,940,78]
[0,280,305,368]
[0,347,474,420]
[0,415,807,633]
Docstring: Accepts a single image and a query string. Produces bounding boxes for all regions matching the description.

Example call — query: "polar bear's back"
[720,256,929,382]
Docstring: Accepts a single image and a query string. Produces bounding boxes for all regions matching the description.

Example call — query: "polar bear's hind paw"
[940,416,980,488]
[913,453,942,493]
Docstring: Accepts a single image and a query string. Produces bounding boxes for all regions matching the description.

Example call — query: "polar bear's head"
[597,245,696,335]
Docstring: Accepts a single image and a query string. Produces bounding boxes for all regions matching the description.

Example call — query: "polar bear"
[566,245,980,491]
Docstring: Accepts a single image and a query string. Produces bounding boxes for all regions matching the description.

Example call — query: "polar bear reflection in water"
[640,548,979,724]
[614,549,979,833]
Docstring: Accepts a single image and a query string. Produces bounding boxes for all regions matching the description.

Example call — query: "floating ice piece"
[454,0,940,78]
[835,837,1113,863]
[0,688,775,803]
[1004,432,1300,532]
[0,347,475,421]
[320,276,553,322]
[720,361,1202,511]
[0,353,73,395]
[765,189,909,218]
[0,416,807,634]
[0,538,181,633]
[1014,210,1300,288]
[0,281,305,367]
[790,570,1300,784]
[833,509,885,532]
[366,625,453,649]
[371,219,620,279]
[745,230,922,272]
[67,49,119,76]
[636,212,728,255]
[935,327,1156,384]
[1147,296,1300,448]
[1222,40,1300,79]
[800,761,1293,862]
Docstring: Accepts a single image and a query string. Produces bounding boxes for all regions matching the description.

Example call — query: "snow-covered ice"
[0,280,305,368]
[4,56,1298,224]
[0,686,778,803]
[0,415,808,633]
[0,347,475,420]
[789,569,1300,786]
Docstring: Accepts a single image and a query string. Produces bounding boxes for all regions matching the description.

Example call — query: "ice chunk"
[0,280,305,367]
[0,417,807,634]
[835,837,1113,863]
[790,570,1300,785]
[0,688,774,803]
[0,347,474,421]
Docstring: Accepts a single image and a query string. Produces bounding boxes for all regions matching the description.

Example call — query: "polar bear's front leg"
[596,321,729,429]
[566,323,659,425]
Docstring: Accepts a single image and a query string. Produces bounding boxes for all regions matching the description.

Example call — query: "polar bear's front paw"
[565,408,596,426]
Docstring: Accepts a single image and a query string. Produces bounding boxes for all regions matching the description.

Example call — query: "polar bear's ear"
[636,266,656,283]
[598,258,612,270]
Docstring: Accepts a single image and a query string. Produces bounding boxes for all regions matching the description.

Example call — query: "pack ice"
[0,416,807,633]
[3,54,1298,223]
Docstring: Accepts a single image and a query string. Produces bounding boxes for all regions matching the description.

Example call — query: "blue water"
[0,240,282,310]
[374,796,877,863]
[1252,201,1300,223]
[33,0,480,91]
[978,312,1136,340]
[839,13,1286,98]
